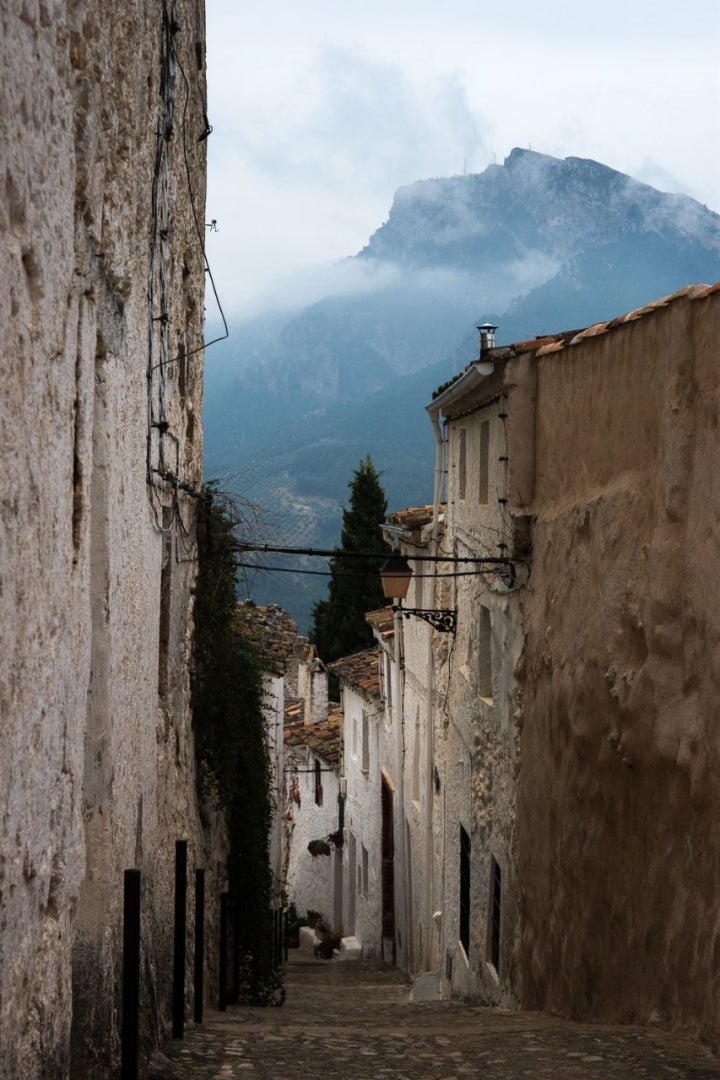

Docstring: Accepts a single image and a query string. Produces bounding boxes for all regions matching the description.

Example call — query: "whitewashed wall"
[283,747,341,928]
[340,683,383,954]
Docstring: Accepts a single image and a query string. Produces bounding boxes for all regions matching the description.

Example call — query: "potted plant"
[307,839,332,857]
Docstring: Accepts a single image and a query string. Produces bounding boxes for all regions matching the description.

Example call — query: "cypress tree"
[310,455,388,664]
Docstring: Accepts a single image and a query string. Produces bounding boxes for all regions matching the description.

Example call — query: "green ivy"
[191,485,283,1005]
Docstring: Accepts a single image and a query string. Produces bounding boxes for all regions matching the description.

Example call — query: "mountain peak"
[360,150,720,268]
[504,146,557,167]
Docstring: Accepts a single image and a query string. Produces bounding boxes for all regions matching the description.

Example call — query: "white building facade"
[329,649,384,957]
[282,650,343,930]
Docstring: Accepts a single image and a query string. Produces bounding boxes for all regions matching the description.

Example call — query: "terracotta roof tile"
[366,606,395,637]
[508,335,559,352]
[433,282,720,394]
[328,648,381,700]
[284,697,304,725]
[284,709,341,769]
[234,601,299,676]
[386,505,436,530]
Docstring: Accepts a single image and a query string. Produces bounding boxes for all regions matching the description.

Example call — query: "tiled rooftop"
[365,606,395,639]
[432,282,720,400]
[328,648,381,700]
[284,707,342,769]
[234,600,300,676]
[284,697,304,725]
[386,505,437,531]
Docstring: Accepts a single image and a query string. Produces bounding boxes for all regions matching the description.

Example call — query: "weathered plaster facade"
[1,1,214,1073]
[373,285,720,1038]
[518,284,720,1041]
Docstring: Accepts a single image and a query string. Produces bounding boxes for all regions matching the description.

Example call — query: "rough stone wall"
[518,287,720,1040]
[366,631,407,966]
[0,1,216,1074]
[438,391,523,1003]
[400,614,432,974]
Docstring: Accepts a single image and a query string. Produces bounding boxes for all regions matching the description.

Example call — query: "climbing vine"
[191,484,283,1004]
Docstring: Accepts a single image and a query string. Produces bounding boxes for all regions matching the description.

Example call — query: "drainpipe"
[424,408,446,970]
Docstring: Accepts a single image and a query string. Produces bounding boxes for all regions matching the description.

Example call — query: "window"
[460,825,470,957]
[479,420,489,505]
[361,714,369,774]
[361,844,369,897]
[157,508,173,698]
[487,857,502,973]
[314,759,323,806]
[458,428,467,500]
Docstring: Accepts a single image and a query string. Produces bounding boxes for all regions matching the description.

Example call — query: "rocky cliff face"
[214,148,720,406]
[0,2,222,1074]
[363,149,720,267]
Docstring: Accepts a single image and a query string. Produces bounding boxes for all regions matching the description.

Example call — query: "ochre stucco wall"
[518,287,720,1040]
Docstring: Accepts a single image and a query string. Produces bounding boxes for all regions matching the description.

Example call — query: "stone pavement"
[152,953,720,1079]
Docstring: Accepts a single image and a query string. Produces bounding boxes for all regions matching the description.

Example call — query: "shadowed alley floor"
[152,953,720,1078]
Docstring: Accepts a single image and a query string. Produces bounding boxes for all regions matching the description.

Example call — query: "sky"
[204,0,720,322]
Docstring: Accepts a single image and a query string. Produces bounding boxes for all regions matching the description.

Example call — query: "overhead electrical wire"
[233,561,505,579]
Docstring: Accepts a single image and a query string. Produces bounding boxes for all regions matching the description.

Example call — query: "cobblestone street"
[153,953,720,1079]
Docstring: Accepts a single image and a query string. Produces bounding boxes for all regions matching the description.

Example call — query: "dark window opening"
[458,428,467,500]
[362,714,369,774]
[460,825,470,957]
[478,606,492,700]
[158,510,173,698]
[479,420,489,504]
[314,759,323,806]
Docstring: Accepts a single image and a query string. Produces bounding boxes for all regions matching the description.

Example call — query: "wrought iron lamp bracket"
[394,606,457,634]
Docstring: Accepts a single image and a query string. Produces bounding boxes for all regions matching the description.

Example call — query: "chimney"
[297,645,328,726]
[477,322,498,356]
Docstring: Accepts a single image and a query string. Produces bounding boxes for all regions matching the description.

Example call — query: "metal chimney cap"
[477,322,498,354]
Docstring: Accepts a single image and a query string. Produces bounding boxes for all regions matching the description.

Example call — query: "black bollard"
[172,840,187,1039]
[194,868,205,1025]
[231,896,240,1004]
[219,891,229,1011]
[121,869,141,1080]
[275,908,282,967]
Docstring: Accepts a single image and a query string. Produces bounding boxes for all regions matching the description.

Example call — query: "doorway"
[381,777,395,962]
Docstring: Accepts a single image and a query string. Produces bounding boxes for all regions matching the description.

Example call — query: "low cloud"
[206,50,491,314]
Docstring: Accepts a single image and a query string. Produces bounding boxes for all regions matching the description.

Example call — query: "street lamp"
[379,554,457,634]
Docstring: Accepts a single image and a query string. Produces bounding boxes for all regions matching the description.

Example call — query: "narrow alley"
[153,954,720,1079]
